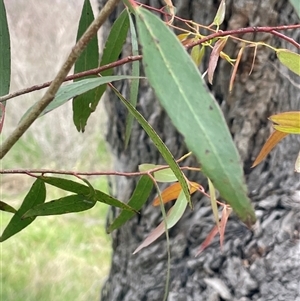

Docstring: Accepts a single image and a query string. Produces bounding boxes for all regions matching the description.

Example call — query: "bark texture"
[99,1,300,300]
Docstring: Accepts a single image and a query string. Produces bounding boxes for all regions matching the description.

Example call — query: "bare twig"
[0,0,121,159]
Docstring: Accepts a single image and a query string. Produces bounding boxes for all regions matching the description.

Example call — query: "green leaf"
[0,179,46,242]
[139,163,177,182]
[23,194,96,218]
[0,0,10,97]
[289,0,300,18]
[208,177,219,228]
[110,85,191,207]
[107,175,153,233]
[73,7,129,130]
[213,0,226,26]
[125,11,140,147]
[134,7,256,226]
[0,200,17,214]
[73,0,100,132]
[276,49,300,76]
[38,176,136,212]
[20,76,139,122]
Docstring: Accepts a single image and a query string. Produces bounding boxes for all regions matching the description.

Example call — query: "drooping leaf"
[0,0,10,127]
[229,46,244,92]
[139,163,178,182]
[252,130,288,168]
[110,85,191,207]
[133,189,188,254]
[0,200,17,214]
[23,194,96,218]
[20,76,139,122]
[107,175,153,233]
[196,225,219,256]
[208,38,228,84]
[134,7,256,226]
[269,111,300,134]
[208,177,219,228]
[276,49,300,76]
[38,176,136,212]
[219,205,231,249]
[213,0,226,26]
[125,11,140,147]
[73,0,100,132]
[191,44,205,67]
[152,181,200,206]
[0,179,46,242]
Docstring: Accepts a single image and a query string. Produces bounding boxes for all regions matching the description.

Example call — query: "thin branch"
[0,0,121,160]
[0,55,142,103]
[0,166,200,177]
[270,30,300,49]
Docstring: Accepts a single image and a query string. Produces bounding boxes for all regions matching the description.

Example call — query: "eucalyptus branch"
[0,55,142,103]
[0,0,120,160]
[0,166,201,177]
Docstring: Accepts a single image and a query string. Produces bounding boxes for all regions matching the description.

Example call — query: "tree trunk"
[99,1,300,300]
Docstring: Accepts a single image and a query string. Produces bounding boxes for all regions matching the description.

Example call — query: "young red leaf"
[219,206,232,249]
[0,102,5,133]
[195,225,219,256]
[208,38,228,84]
[252,130,288,168]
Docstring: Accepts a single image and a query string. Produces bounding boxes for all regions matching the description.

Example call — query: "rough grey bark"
[99,1,300,300]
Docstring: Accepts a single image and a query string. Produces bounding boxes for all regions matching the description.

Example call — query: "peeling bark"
[99,1,300,300]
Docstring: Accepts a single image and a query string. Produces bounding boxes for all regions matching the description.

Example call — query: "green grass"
[0,177,112,301]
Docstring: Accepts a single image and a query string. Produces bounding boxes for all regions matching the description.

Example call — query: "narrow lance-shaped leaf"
[0,179,46,242]
[125,11,140,147]
[208,38,228,84]
[110,84,191,207]
[269,111,300,134]
[23,194,96,218]
[20,76,139,122]
[213,0,226,27]
[133,7,256,226]
[133,189,188,254]
[252,130,288,168]
[289,0,300,18]
[152,181,201,206]
[107,175,153,233]
[0,200,17,214]
[139,163,178,182]
[208,177,219,228]
[276,49,300,76]
[39,176,136,212]
[0,0,10,128]
[73,0,100,132]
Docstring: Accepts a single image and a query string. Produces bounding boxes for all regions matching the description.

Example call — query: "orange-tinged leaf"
[219,206,232,250]
[177,33,190,42]
[196,225,219,256]
[208,37,228,84]
[252,130,288,168]
[152,181,200,206]
[229,46,244,92]
[276,49,300,76]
